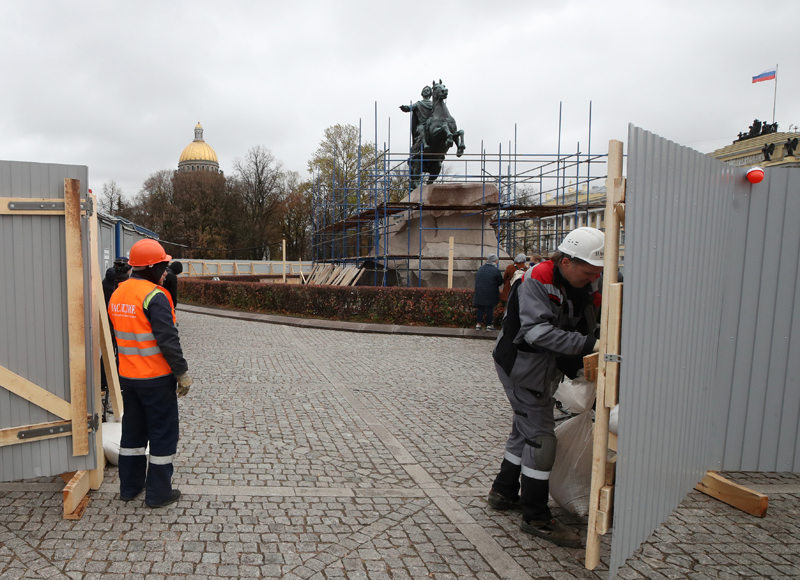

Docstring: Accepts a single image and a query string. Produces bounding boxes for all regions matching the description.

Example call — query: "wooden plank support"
[595,509,613,534]
[608,431,618,452]
[583,353,599,382]
[282,240,287,284]
[605,283,623,408]
[605,455,617,486]
[599,485,615,512]
[586,139,624,570]
[0,366,72,420]
[88,192,105,490]
[695,471,768,518]
[98,298,123,420]
[63,470,91,519]
[447,236,454,289]
[64,178,89,456]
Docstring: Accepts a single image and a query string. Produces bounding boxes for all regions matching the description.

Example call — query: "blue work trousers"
[119,382,179,505]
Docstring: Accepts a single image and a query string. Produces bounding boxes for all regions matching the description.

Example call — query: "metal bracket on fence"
[16,414,99,440]
[604,353,623,363]
[17,423,72,440]
[6,199,94,215]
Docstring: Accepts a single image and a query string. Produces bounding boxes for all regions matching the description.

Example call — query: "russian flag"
[752,67,777,83]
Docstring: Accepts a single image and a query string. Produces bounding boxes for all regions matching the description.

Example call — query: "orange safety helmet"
[128,239,172,267]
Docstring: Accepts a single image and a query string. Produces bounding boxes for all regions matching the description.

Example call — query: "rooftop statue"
[735,119,780,142]
[400,79,465,190]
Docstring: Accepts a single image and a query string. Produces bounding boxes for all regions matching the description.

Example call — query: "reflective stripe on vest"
[108,278,176,380]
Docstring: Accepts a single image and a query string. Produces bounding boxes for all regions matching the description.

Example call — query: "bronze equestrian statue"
[400,80,465,190]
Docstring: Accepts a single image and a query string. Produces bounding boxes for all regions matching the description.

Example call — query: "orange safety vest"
[108,278,176,381]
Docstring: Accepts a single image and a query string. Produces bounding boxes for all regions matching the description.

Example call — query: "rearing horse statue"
[407,80,465,190]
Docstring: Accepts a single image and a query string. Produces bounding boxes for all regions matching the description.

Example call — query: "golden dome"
[178,122,219,163]
[179,141,218,163]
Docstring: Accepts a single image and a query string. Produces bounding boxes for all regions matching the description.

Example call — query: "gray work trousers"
[495,361,557,478]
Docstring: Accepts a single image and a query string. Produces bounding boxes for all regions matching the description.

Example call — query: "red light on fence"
[746,167,764,184]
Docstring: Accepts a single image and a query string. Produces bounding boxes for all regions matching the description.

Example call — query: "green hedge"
[178,279,501,328]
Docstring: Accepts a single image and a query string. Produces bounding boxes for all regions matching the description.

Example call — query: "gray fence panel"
[97,213,117,273]
[609,127,737,576]
[0,160,97,482]
[712,168,800,471]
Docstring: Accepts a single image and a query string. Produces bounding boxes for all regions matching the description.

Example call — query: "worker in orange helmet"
[108,238,192,508]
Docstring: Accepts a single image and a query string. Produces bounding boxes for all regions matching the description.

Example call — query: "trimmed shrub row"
[178,278,501,328]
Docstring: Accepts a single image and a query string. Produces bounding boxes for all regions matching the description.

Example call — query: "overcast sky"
[2,0,797,199]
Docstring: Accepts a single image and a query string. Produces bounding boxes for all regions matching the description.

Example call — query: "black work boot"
[487,488,519,510]
[146,489,181,508]
[521,518,582,548]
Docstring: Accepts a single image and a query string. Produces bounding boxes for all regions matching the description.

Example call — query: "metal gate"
[0,160,98,481]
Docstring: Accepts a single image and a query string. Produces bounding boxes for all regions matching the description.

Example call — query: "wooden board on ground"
[63,470,90,519]
[327,267,345,285]
[695,471,768,517]
[339,267,361,286]
[350,267,366,286]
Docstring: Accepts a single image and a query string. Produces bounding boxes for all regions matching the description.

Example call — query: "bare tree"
[99,180,126,214]
[232,146,287,259]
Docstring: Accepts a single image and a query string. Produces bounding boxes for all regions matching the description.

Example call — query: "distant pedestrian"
[473,254,504,331]
[529,254,542,269]
[162,261,183,309]
[500,254,528,307]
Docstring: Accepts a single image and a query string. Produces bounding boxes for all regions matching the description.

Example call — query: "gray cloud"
[1,0,796,199]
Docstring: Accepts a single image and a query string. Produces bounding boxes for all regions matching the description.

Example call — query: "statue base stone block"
[375,183,508,288]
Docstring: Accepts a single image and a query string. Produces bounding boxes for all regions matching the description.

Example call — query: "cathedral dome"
[178,123,220,173]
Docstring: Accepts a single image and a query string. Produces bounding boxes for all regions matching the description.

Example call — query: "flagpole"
[773,64,778,124]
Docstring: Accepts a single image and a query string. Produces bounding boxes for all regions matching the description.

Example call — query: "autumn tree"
[307,124,383,221]
[280,171,313,260]
[121,170,178,236]
[170,170,238,259]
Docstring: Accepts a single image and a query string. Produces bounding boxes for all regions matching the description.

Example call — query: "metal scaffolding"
[311,105,608,287]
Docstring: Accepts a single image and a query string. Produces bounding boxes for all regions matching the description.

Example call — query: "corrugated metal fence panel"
[0,160,97,481]
[712,168,800,472]
[97,213,118,273]
[609,127,738,576]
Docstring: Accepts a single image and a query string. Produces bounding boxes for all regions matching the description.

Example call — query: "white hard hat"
[558,227,605,267]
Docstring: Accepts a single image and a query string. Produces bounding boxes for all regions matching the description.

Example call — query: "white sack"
[549,411,594,516]
[554,375,596,414]
[102,421,122,465]
[609,404,619,435]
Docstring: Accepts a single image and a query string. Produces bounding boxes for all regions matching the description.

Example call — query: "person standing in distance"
[500,253,528,309]
[474,254,504,331]
[108,239,193,508]
[489,227,604,547]
[162,261,183,310]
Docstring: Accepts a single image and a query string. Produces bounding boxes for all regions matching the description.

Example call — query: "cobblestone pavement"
[2,311,799,579]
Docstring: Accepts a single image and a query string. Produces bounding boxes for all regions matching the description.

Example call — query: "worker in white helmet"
[488,227,604,548]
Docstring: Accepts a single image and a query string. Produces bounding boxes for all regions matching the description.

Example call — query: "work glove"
[176,373,193,397]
